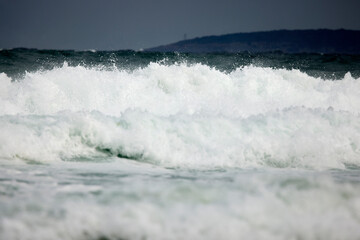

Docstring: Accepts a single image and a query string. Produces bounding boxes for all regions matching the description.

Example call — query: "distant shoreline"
[146,29,360,54]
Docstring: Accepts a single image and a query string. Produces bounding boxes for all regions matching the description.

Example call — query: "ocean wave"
[1,63,360,169]
[1,62,360,116]
[1,108,359,169]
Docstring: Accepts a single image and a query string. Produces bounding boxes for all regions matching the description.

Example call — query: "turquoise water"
[1,49,360,239]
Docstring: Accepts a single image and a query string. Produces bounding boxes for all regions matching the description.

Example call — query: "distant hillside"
[146,29,360,54]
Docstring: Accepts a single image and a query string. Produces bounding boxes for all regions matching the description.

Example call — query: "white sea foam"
[0,108,359,169]
[1,63,360,168]
[1,63,360,117]
[1,164,360,240]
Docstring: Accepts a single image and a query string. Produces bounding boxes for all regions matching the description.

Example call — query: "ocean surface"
[1,48,360,240]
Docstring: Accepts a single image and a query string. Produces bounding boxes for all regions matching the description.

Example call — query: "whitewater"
[1,50,360,240]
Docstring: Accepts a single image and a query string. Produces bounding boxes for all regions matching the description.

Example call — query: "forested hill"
[146,29,360,54]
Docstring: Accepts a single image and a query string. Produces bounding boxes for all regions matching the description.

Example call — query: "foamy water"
[1,63,360,169]
[1,51,360,239]
[1,63,360,117]
[1,161,360,240]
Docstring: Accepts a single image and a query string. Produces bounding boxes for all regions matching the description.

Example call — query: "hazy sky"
[1,0,359,50]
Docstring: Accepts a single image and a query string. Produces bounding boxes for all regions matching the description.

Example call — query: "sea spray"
[1,63,360,117]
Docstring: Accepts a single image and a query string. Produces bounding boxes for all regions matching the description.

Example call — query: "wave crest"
[1,63,360,116]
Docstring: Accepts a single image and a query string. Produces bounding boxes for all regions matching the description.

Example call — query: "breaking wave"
[1,63,360,169]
